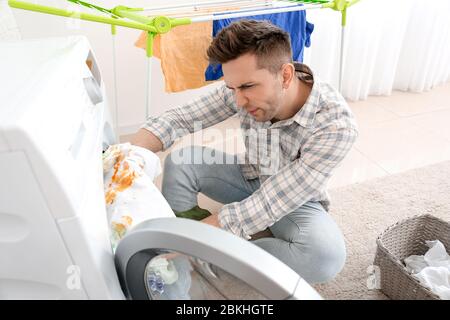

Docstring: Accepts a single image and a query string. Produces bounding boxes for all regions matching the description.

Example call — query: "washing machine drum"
[114,218,322,300]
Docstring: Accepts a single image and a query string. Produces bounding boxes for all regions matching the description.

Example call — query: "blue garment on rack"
[205,11,314,81]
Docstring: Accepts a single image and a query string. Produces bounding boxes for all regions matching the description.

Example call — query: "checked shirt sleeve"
[141,84,237,150]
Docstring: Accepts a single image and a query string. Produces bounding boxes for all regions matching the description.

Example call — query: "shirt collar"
[291,63,320,129]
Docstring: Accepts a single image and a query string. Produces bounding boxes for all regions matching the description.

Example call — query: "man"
[131,20,358,284]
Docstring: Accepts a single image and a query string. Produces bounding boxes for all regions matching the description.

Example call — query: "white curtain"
[304,0,450,101]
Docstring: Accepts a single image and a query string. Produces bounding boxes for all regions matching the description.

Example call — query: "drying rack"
[8,0,360,134]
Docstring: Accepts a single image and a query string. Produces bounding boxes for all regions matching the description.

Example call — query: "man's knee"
[311,241,346,283]
[298,233,346,283]
[252,235,346,284]
[278,213,346,283]
[283,206,346,283]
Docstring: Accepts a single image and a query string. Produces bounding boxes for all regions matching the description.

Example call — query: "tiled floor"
[336,82,450,188]
[121,82,450,209]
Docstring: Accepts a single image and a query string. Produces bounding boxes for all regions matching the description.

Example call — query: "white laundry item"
[415,267,450,300]
[424,240,450,268]
[148,257,179,285]
[404,240,450,300]
[103,143,161,179]
[404,255,428,274]
[103,143,175,250]
[146,255,193,300]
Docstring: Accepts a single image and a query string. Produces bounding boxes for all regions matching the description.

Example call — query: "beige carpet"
[313,160,450,300]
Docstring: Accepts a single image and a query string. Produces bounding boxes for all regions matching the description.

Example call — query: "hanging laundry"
[135,22,214,92]
[205,11,314,81]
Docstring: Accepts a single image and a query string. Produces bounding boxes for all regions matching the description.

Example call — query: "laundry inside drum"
[144,250,267,300]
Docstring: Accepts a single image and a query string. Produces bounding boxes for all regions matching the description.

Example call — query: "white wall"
[0,0,21,40]
[10,0,220,136]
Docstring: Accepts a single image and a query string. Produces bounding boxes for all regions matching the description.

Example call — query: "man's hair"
[207,19,293,74]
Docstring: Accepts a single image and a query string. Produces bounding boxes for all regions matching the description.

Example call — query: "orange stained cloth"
[135,21,216,93]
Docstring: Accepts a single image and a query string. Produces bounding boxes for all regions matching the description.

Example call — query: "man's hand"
[201,213,222,228]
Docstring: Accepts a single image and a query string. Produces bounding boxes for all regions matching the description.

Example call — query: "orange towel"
[135,22,215,93]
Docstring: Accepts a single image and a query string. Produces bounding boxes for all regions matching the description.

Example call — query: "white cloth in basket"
[404,240,450,299]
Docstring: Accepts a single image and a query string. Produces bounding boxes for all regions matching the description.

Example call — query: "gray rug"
[313,160,450,300]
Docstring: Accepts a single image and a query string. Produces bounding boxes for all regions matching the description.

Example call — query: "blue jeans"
[161,146,346,284]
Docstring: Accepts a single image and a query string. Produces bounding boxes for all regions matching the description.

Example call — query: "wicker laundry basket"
[374,214,450,300]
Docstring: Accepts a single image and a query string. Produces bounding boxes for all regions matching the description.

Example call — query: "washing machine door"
[114,218,322,300]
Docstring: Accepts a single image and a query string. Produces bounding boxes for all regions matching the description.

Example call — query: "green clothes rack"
[8,0,360,132]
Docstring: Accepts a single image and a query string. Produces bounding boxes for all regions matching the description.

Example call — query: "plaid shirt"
[142,63,358,239]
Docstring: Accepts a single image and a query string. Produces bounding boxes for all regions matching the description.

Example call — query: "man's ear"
[281,63,295,89]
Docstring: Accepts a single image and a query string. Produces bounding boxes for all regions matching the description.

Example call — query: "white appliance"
[0,36,322,300]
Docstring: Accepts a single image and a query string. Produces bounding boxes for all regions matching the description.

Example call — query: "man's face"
[222,53,284,122]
